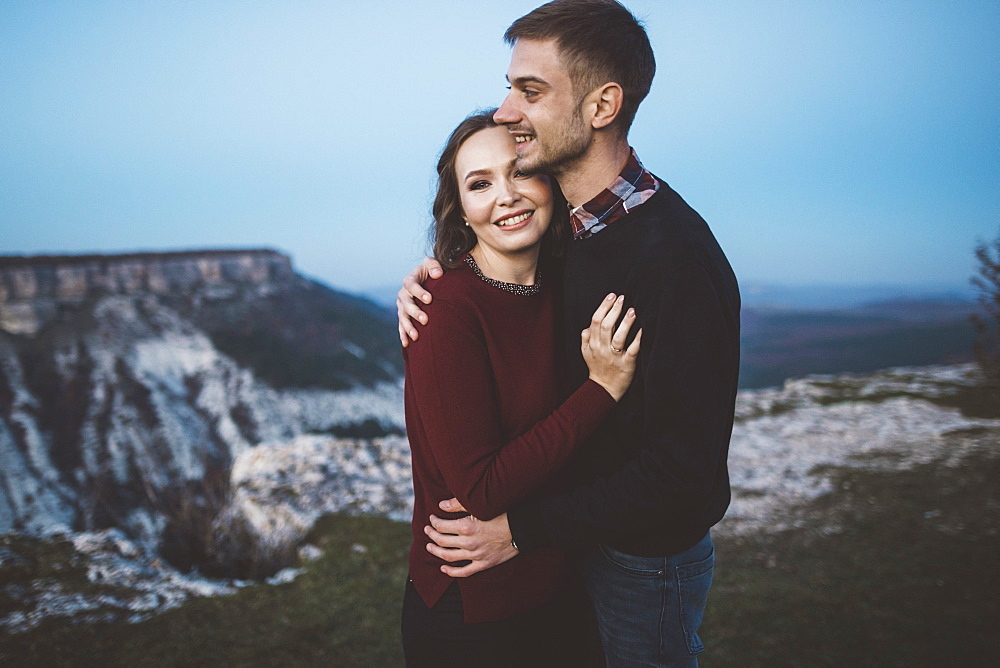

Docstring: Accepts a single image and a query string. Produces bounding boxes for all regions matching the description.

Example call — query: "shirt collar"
[569,148,660,240]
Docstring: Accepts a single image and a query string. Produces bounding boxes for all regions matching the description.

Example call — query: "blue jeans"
[583,532,714,667]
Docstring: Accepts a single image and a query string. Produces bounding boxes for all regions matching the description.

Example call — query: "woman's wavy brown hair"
[431,109,568,269]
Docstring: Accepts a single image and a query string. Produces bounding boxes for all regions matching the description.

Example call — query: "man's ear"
[590,82,624,130]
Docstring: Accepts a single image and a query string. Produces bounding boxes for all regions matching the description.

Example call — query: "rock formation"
[0,250,293,336]
[0,250,404,550]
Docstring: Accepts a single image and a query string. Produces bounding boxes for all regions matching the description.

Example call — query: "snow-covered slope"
[724,364,999,534]
[0,251,403,547]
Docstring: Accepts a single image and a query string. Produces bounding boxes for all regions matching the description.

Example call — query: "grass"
[2,431,998,666]
[0,515,412,667]
[702,430,1000,666]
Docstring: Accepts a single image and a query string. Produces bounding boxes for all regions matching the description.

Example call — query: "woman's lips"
[493,210,533,229]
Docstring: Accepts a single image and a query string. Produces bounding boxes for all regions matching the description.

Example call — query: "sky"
[1,1,998,298]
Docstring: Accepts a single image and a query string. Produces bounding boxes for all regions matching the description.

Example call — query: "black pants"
[401,579,603,667]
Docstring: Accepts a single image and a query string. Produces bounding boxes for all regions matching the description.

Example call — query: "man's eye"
[523,89,538,98]
[514,170,528,179]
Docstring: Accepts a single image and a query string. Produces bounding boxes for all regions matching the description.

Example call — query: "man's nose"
[494,94,519,125]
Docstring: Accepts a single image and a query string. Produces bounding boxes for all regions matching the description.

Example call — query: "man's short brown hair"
[505,0,655,135]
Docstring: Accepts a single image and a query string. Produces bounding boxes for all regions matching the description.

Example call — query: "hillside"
[0,250,404,559]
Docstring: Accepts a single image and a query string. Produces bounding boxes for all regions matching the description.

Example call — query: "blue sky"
[1,1,997,296]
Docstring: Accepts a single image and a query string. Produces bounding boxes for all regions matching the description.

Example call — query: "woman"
[401,110,641,666]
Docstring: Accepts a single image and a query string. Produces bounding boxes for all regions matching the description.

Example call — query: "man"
[398,1,740,664]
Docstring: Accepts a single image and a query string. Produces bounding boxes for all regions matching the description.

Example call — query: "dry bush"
[153,466,300,580]
[206,502,302,580]
[154,466,230,575]
[971,231,1000,386]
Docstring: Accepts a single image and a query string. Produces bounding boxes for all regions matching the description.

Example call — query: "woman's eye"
[469,180,490,191]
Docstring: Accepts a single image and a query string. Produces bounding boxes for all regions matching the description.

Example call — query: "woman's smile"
[493,210,534,229]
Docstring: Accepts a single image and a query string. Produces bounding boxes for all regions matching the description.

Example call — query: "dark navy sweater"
[508,183,741,557]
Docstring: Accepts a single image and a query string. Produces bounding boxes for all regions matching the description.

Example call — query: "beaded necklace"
[464,254,541,297]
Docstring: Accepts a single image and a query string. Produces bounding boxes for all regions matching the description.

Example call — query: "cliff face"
[0,250,293,335]
[0,250,404,546]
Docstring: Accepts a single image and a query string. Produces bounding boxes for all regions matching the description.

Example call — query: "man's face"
[493,38,590,177]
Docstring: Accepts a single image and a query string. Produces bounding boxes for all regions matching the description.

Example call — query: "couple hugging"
[396,1,740,665]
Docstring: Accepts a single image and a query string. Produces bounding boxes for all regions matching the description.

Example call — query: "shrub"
[206,499,304,580]
[154,467,301,580]
[155,467,232,575]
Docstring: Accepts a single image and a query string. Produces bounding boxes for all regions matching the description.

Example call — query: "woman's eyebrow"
[464,168,492,180]
[464,159,516,181]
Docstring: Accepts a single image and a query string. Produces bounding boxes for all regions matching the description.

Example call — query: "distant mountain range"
[740,298,977,388]
[738,281,975,310]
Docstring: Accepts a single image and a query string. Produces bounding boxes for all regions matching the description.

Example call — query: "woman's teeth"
[496,212,532,226]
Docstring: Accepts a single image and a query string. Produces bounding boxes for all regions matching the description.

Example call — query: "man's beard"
[516,104,590,177]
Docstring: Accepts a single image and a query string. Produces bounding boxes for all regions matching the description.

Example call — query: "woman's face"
[454,126,553,260]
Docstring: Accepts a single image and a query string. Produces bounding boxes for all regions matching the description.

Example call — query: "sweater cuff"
[571,378,618,424]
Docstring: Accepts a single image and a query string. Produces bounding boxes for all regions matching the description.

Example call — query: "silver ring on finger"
[611,345,623,353]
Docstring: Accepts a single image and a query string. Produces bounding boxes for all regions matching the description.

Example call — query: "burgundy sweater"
[402,259,615,623]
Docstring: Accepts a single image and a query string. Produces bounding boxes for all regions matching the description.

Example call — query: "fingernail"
[627,308,635,317]
[606,293,615,301]
[616,295,624,303]
[422,295,431,303]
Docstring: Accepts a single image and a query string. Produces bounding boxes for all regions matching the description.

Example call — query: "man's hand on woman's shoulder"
[397,257,444,347]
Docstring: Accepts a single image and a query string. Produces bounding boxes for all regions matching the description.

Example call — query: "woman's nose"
[496,179,521,206]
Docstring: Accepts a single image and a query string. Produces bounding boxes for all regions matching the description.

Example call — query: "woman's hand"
[581,293,642,402]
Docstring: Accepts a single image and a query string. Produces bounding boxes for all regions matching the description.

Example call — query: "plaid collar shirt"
[569,149,660,240]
